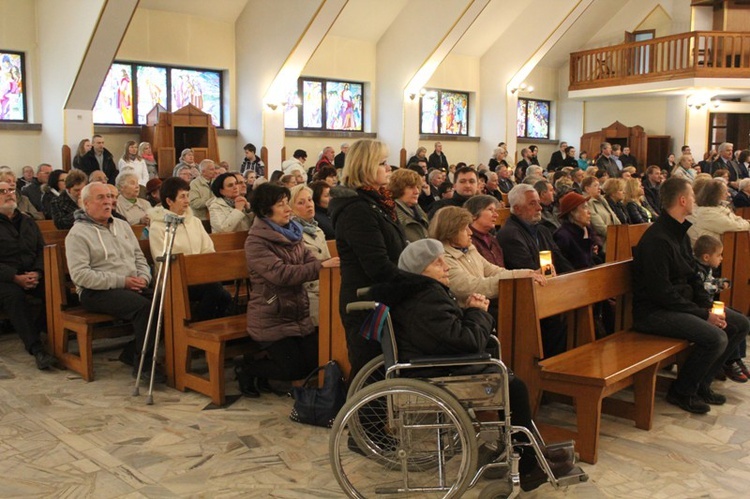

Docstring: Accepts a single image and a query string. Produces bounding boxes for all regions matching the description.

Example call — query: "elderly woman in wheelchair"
[329,239,587,498]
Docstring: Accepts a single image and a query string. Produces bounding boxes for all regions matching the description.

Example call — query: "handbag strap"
[300,361,334,388]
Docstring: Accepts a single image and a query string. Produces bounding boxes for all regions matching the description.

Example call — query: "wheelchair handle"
[356,287,372,298]
[346,301,378,313]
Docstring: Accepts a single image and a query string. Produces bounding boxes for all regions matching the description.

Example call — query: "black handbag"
[289,360,347,428]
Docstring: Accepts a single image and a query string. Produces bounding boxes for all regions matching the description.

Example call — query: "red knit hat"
[558,192,587,217]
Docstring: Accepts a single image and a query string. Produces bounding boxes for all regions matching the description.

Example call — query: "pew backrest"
[720,230,750,315]
[210,231,247,252]
[605,223,651,263]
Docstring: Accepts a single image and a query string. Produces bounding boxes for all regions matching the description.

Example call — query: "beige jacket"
[687,205,750,245]
[147,206,214,263]
[116,195,151,225]
[207,197,253,234]
[587,195,620,250]
[298,223,331,327]
[188,176,213,221]
[443,243,531,302]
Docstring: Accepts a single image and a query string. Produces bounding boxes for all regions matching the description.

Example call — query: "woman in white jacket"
[688,178,750,245]
[207,173,253,233]
[428,206,543,317]
[117,140,150,195]
[148,177,231,320]
[290,183,332,327]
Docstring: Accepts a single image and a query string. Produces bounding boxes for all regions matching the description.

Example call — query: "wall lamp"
[408,88,427,101]
[265,102,279,111]
[687,94,720,110]
[510,82,534,94]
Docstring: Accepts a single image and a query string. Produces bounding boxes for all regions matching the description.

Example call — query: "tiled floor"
[1,333,749,498]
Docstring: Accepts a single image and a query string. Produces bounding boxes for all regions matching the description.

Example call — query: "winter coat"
[587,196,620,251]
[116,195,151,225]
[606,197,630,224]
[244,217,322,343]
[395,199,429,243]
[207,197,253,233]
[553,221,600,270]
[188,176,213,221]
[496,214,573,274]
[117,158,150,187]
[687,205,750,245]
[0,210,45,283]
[369,273,494,363]
[442,243,529,302]
[297,221,331,327]
[314,205,335,240]
[50,190,80,230]
[79,148,117,184]
[147,206,214,262]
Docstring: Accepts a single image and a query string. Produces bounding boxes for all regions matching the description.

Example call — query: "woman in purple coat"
[237,183,339,396]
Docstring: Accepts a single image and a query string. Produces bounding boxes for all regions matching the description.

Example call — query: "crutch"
[132,212,184,404]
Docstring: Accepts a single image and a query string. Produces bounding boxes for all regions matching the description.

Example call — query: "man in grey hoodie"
[65,182,161,381]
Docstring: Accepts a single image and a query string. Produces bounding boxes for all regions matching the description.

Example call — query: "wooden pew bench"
[720,230,750,316]
[44,244,131,381]
[605,223,651,263]
[165,250,257,405]
[319,266,349,380]
[498,261,690,464]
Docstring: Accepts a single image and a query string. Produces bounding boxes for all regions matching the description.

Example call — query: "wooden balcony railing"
[570,31,750,91]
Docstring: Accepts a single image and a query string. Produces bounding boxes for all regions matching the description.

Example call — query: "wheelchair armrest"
[346,301,379,313]
[408,353,491,366]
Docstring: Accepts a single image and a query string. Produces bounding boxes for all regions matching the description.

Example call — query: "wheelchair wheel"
[330,378,478,498]
[347,354,385,399]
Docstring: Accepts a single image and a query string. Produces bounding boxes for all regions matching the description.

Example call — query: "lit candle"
[539,250,553,276]
[711,301,725,317]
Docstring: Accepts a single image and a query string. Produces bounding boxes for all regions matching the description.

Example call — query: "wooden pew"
[604,223,651,263]
[209,231,247,252]
[318,267,349,379]
[497,261,690,464]
[35,219,56,232]
[43,244,129,381]
[736,207,750,220]
[495,207,511,227]
[165,250,256,405]
[720,230,750,316]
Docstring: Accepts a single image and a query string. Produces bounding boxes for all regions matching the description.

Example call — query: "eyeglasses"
[0,188,16,195]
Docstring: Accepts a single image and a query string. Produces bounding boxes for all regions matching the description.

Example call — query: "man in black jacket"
[428,166,478,219]
[0,180,55,370]
[20,163,52,211]
[547,142,567,171]
[596,142,619,179]
[428,142,449,172]
[641,165,662,215]
[497,184,572,357]
[632,177,749,414]
[78,134,117,184]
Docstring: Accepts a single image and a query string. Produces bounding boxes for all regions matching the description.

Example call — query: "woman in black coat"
[602,178,631,224]
[369,239,574,492]
[553,192,602,270]
[329,139,407,378]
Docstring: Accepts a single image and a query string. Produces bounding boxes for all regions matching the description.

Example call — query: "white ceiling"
[451,0,528,57]
[138,0,249,23]
[328,0,408,42]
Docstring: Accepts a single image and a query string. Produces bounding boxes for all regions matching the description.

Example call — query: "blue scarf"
[263,218,303,242]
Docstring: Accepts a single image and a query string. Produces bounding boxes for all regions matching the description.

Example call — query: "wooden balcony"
[570,31,750,91]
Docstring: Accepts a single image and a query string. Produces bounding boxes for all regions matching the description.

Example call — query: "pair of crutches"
[132,212,184,404]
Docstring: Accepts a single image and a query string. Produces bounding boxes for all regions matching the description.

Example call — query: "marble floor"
[1,332,749,498]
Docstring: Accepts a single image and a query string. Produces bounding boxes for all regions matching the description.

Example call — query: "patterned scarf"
[359,185,397,222]
[293,215,320,236]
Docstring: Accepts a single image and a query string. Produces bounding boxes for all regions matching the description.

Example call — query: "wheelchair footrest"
[553,465,589,487]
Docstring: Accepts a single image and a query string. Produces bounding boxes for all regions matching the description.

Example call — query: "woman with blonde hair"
[290,183,333,326]
[329,139,407,378]
[688,179,750,244]
[671,154,696,183]
[388,168,429,242]
[118,140,149,196]
[429,205,542,317]
[623,177,657,223]
[138,142,158,179]
[602,177,630,224]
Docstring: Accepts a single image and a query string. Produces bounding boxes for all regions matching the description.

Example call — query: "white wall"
[584,97,668,135]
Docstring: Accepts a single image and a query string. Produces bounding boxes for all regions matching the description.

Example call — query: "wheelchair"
[329,300,588,498]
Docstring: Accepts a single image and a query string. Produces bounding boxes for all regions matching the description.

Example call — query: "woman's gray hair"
[738,178,750,192]
[463,195,500,218]
[115,172,138,190]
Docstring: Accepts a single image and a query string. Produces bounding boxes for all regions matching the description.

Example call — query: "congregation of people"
[2,133,750,462]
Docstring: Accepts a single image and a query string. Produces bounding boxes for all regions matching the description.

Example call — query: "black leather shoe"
[697,385,727,405]
[666,388,710,414]
[34,350,55,370]
[235,366,260,398]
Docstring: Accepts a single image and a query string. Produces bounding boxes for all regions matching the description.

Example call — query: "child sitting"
[694,235,746,382]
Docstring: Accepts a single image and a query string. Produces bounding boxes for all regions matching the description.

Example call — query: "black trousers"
[243,333,319,381]
[188,282,232,321]
[0,281,45,354]
[80,287,154,358]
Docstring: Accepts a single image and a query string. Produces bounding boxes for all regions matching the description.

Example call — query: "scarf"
[142,152,155,161]
[263,218,303,242]
[359,185,397,222]
[294,215,319,236]
[223,196,235,209]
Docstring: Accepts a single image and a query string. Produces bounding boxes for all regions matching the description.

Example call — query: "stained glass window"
[93,63,133,124]
[420,90,439,134]
[94,62,223,126]
[303,80,322,128]
[171,68,221,126]
[419,89,469,136]
[517,98,550,139]
[136,65,167,124]
[0,51,26,121]
[325,81,362,131]
[285,78,364,131]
